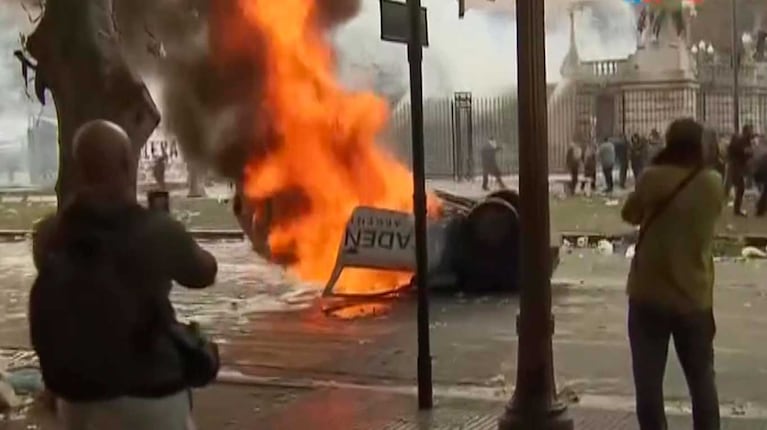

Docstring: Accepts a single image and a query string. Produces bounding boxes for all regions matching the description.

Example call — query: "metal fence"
[617,86,698,137]
[612,86,767,139]
[382,84,767,178]
[387,94,519,179]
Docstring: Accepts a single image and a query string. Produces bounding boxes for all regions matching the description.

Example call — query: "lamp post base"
[498,401,574,430]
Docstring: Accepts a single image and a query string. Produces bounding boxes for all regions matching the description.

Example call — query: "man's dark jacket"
[30,198,217,402]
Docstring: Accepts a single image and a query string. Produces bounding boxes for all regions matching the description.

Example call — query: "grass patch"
[2,194,767,238]
[0,197,238,231]
[550,195,767,238]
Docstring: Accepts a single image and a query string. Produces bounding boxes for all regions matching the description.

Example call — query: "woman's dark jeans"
[628,300,720,430]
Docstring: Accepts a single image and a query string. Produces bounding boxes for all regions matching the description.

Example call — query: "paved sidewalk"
[191,383,767,430]
[8,382,767,430]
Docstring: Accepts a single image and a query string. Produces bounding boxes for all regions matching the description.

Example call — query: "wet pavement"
[2,240,767,426]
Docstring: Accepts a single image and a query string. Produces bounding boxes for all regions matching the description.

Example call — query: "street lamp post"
[498,0,573,428]
[406,0,433,411]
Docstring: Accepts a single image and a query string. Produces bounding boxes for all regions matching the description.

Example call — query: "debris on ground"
[604,199,620,207]
[576,236,588,248]
[741,246,767,259]
[625,244,636,259]
[558,386,580,404]
[561,239,573,254]
[6,369,44,396]
[0,379,20,413]
[596,239,614,255]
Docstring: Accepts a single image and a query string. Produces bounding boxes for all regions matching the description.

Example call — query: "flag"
[459,0,514,18]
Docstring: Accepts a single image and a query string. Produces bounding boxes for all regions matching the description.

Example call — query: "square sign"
[380,0,429,47]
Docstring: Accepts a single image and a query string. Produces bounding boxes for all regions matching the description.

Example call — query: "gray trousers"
[628,301,720,430]
[58,391,195,430]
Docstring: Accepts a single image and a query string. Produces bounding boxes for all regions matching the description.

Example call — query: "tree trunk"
[186,162,207,198]
[26,0,160,207]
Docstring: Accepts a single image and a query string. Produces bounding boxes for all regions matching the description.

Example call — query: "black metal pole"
[621,92,627,137]
[498,0,572,428]
[407,0,433,410]
[732,0,740,133]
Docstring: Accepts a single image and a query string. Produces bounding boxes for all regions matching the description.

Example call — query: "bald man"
[30,120,217,430]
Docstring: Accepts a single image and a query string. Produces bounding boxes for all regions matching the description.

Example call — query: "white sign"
[322,206,416,297]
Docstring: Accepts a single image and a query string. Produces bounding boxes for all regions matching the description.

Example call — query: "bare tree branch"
[13,49,37,99]
[20,0,45,24]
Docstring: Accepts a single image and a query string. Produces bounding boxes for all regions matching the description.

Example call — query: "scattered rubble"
[576,236,589,248]
[742,246,767,259]
[596,239,614,256]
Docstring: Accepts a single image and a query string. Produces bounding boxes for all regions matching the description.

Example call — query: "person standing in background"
[647,129,664,163]
[614,135,630,189]
[566,140,583,196]
[581,140,598,194]
[750,136,767,216]
[481,136,506,191]
[727,124,755,217]
[598,137,616,193]
[630,133,649,185]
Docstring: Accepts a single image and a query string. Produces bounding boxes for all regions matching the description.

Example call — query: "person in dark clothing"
[31,120,217,430]
[152,150,168,191]
[630,133,649,184]
[751,139,767,216]
[614,135,630,188]
[481,137,506,191]
[598,138,616,193]
[647,128,664,163]
[727,124,755,217]
[566,141,583,196]
[581,141,597,193]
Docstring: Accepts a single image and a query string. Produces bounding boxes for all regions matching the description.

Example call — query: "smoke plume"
[110,0,365,181]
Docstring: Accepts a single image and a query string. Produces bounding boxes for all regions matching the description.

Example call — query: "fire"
[235,0,438,294]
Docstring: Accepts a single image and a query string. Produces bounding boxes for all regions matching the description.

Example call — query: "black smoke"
[113,0,361,181]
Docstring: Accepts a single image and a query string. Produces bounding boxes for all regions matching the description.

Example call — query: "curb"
[559,231,766,247]
[2,229,765,246]
[0,228,245,242]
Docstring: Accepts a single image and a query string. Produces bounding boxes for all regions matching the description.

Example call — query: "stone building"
[546,2,767,171]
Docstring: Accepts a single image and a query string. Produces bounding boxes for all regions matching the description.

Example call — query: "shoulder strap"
[636,168,702,250]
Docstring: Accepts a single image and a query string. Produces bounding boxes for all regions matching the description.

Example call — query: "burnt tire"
[455,192,520,292]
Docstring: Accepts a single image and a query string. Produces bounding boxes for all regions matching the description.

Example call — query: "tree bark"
[186,162,207,198]
[26,0,160,207]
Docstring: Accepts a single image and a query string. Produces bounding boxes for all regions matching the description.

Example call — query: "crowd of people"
[566,129,666,195]
[566,123,767,217]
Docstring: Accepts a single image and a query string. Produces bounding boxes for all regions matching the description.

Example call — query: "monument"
[553,0,767,149]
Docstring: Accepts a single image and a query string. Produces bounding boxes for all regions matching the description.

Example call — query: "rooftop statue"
[636,0,699,46]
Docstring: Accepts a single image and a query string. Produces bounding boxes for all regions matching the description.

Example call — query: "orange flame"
[237,0,438,294]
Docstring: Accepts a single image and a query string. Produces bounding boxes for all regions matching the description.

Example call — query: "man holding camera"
[30,120,218,430]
